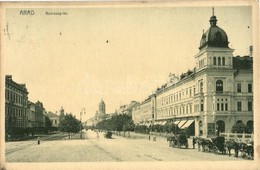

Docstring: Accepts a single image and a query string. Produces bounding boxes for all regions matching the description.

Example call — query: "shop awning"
[173,120,180,125]
[178,120,187,128]
[153,122,160,125]
[181,120,194,129]
[161,121,167,125]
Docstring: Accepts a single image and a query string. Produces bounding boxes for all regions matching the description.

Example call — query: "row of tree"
[95,114,134,132]
[57,113,253,139]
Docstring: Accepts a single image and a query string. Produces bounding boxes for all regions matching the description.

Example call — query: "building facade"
[44,111,60,129]
[132,12,253,137]
[5,75,29,140]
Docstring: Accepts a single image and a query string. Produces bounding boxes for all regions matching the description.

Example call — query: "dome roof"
[199,15,229,50]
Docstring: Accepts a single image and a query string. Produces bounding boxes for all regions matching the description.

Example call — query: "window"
[216,80,223,92]
[248,101,252,111]
[225,103,228,111]
[217,103,220,111]
[248,84,252,93]
[237,83,241,93]
[190,89,192,97]
[200,104,204,111]
[221,103,224,111]
[222,57,225,65]
[200,81,203,93]
[213,57,216,65]
[218,57,221,65]
[237,101,242,111]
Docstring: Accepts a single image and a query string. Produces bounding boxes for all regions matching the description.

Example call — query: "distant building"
[59,106,65,123]
[117,101,139,117]
[44,111,60,130]
[5,75,29,140]
[86,99,112,126]
[27,101,36,135]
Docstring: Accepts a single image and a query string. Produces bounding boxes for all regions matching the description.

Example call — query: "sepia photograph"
[0,1,259,170]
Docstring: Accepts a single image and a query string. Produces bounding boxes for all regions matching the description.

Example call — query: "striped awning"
[153,122,160,125]
[178,120,187,128]
[173,120,180,125]
[181,120,194,129]
[161,121,167,125]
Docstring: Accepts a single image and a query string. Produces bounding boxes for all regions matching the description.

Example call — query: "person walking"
[193,137,196,149]
[37,137,40,145]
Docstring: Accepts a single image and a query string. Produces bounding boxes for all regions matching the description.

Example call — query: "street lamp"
[80,108,86,139]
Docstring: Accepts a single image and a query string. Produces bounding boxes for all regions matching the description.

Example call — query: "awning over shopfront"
[180,120,194,129]
[161,121,167,125]
[144,122,151,127]
[178,120,187,128]
[153,122,160,125]
[173,120,180,125]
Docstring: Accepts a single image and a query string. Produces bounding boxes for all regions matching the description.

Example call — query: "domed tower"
[99,99,106,115]
[194,8,234,72]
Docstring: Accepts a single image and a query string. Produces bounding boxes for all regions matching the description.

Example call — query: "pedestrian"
[193,137,196,149]
[234,142,239,158]
[37,137,40,145]
[197,138,201,151]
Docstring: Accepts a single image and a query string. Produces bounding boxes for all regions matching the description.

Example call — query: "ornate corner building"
[132,11,253,137]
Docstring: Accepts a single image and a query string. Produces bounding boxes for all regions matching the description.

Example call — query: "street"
[5,130,251,162]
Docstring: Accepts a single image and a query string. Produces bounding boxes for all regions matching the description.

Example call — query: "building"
[117,101,139,117]
[132,11,253,137]
[27,101,36,135]
[5,75,29,140]
[44,111,60,130]
[86,99,113,126]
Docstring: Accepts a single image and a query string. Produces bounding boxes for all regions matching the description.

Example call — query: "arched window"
[222,57,225,65]
[218,57,221,65]
[216,120,225,135]
[213,57,216,65]
[216,80,223,92]
[246,120,253,133]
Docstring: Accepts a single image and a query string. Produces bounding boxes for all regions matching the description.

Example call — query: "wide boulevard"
[5,130,251,162]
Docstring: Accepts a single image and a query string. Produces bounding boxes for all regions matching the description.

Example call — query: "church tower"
[99,99,106,115]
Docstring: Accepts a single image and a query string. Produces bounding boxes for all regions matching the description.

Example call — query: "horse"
[211,136,226,155]
[225,139,240,158]
[240,142,254,160]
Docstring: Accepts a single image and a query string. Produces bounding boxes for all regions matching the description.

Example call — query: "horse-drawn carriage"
[225,139,254,159]
[196,136,225,154]
[196,136,254,159]
[167,134,188,149]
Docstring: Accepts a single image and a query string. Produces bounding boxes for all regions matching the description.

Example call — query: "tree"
[59,113,81,138]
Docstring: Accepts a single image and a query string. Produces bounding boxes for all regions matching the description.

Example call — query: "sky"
[2,5,252,121]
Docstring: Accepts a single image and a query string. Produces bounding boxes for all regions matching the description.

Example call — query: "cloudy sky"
[3,5,252,121]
